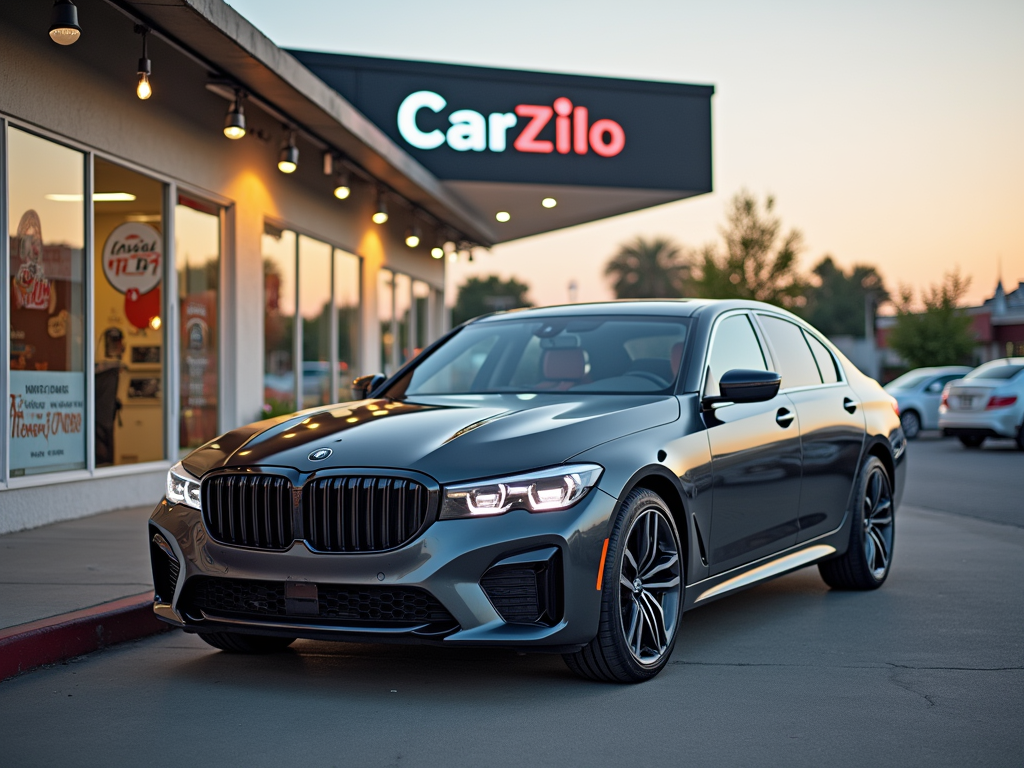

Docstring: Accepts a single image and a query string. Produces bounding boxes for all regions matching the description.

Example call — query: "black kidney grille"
[203,474,293,550]
[184,577,454,626]
[303,476,430,552]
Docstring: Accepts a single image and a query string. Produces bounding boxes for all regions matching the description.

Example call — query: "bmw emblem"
[308,448,332,461]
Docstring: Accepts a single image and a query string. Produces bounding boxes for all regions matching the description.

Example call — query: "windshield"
[389,315,691,396]
[884,372,932,391]
[963,362,1024,381]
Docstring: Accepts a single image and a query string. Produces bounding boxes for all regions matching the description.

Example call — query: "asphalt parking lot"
[1,433,1021,768]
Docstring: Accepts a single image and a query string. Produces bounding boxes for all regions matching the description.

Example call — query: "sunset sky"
[228,0,1024,309]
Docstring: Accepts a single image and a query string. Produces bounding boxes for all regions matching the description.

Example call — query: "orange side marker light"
[595,538,610,591]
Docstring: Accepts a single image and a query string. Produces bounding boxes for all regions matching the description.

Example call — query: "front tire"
[819,456,894,590]
[199,632,296,654]
[959,435,984,448]
[564,488,683,683]
[900,410,921,439]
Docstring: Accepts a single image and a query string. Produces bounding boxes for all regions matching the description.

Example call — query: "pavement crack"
[885,663,1024,672]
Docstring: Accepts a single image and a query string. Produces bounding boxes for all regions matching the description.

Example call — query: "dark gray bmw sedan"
[150,300,905,682]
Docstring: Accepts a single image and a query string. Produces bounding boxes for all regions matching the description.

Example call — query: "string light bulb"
[278,132,298,173]
[372,190,388,224]
[48,1,81,45]
[135,26,151,100]
[333,170,351,200]
[223,91,246,139]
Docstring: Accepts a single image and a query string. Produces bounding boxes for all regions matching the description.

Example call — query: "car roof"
[467,298,799,324]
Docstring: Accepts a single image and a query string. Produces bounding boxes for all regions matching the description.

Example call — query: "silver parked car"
[884,366,972,439]
[939,358,1024,449]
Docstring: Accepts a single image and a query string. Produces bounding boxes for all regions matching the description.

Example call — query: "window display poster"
[9,370,86,475]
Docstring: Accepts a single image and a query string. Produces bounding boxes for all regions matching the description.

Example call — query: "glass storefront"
[335,249,360,400]
[262,225,297,415]
[175,196,220,453]
[7,127,87,477]
[378,270,441,377]
[299,235,332,409]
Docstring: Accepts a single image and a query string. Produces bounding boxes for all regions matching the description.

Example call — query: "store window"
[335,249,360,400]
[379,268,395,376]
[92,158,165,467]
[175,196,220,452]
[413,279,431,355]
[299,235,332,409]
[262,225,297,415]
[7,127,87,477]
[378,270,440,377]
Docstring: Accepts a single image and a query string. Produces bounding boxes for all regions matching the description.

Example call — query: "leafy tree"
[801,256,889,337]
[888,269,975,368]
[604,236,692,299]
[692,190,807,309]
[453,275,532,325]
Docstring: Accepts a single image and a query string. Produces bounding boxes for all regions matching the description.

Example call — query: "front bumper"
[939,407,1021,439]
[149,486,616,650]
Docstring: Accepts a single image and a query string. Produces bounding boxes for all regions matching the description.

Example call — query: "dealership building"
[0,0,712,533]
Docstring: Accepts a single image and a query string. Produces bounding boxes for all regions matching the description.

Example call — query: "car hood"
[182,394,680,484]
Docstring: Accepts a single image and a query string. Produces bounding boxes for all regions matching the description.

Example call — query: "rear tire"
[563,488,683,683]
[1016,422,1024,451]
[819,456,894,591]
[900,410,921,440]
[199,632,295,654]
[959,435,985,448]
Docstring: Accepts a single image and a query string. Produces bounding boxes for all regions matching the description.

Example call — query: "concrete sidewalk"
[0,505,166,679]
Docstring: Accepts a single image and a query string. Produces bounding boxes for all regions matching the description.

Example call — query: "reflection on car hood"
[182,394,681,483]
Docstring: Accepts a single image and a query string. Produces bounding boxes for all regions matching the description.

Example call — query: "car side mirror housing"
[702,369,781,410]
[351,373,386,401]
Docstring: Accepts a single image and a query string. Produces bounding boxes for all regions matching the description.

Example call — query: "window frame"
[698,310,773,398]
[752,311,847,392]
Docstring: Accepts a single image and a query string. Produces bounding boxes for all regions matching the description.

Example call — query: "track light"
[278,132,298,173]
[405,225,422,249]
[223,91,246,140]
[135,26,152,100]
[372,190,388,224]
[49,1,81,45]
[333,170,351,200]
[431,236,445,259]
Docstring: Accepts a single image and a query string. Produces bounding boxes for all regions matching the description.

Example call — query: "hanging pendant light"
[48,0,81,45]
[223,91,246,139]
[405,224,422,249]
[333,170,351,200]
[135,26,152,100]
[372,189,388,224]
[278,132,299,173]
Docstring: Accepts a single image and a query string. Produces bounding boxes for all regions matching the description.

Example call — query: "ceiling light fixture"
[405,224,422,248]
[333,169,351,200]
[372,189,388,224]
[48,1,81,45]
[223,90,246,139]
[495,211,511,222]
[542,197,557,208]
[278,131,298,173]
[135,26,152,100]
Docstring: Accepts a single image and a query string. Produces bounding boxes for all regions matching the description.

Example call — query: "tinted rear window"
[963,363,1024,381]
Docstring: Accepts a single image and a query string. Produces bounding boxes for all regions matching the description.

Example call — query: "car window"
[963,362,1024,381]
[803,331,839,384]
[705,314,768,396]
[926,374,961,393]
[758,315,822,389]
[885,372,932,391]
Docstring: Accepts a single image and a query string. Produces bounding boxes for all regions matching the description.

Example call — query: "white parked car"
[939,358,1024,449]
[884,366,972,439]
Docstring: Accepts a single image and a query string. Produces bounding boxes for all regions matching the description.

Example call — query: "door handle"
[843,397,858,414]
[775,408,794,428]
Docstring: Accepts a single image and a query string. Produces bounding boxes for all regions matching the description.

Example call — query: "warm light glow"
[278,159,297,174]
[495,211,511,222]
[405,233,421,248]
[223,124,245,140]
[345,417,358,423]
[307,423,320,428]
[333,184,351,199]
[149,316,162,330]
[49,27,80,45]
[137,72,152,100]
[372,410,388,416]
[372,211,388,224]
[542,197,557,208]
[46,192,136,202]
[449,252,459,263]
[282,433,296,438]
[431,246,444,259]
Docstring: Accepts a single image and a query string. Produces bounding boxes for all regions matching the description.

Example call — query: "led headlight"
[166,461,201,510]
[441,464,603,519]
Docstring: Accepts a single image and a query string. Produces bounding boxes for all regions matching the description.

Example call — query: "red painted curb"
[0,591,170,681]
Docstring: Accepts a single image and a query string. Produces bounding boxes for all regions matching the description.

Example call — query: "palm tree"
[604,236,692,299]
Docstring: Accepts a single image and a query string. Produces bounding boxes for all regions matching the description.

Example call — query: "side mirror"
[702,369,781,410]
[351,373,386,401]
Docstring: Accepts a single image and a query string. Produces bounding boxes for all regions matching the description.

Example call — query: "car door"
[755,314,865,544]
[704,312,802,575]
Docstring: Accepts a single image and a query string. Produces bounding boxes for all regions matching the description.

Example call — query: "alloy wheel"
[862,466,894,580]
[618,506,682,665]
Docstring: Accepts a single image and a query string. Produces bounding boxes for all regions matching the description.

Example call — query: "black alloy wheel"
[564,488,683,683]
[900,410,921,440]
[199,632,296,654]
[959,435,985,448]
[819,456,895,590]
